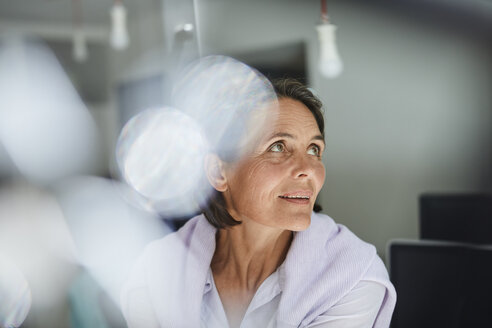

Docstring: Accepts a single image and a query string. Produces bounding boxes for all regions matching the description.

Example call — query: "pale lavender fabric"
[120,212,396,328]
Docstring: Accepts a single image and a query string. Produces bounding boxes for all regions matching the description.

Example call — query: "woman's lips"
[279,190,313,198]
[278,190,313,205]
[279,197,310,205]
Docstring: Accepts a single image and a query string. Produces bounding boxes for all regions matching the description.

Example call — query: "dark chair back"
[389,240,492,328]
[419,193,492,244]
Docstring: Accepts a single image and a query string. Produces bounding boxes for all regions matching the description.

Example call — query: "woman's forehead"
[234,97,321,157]
[271,98,320,133]
[248,98,321,147]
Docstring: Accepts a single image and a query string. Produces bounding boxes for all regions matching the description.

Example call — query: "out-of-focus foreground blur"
[0,0,491,327]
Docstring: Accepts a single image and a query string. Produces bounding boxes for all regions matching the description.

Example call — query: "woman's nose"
[290,154,315,178]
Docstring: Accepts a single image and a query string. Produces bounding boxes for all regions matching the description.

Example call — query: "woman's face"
[222,97,326,231]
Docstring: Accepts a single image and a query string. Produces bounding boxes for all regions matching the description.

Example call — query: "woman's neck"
[210,219,293,328]
[211,220,293,290]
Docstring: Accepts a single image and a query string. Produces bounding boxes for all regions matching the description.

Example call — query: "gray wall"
[315,3,492,259]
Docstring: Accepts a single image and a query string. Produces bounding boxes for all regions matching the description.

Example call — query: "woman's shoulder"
[308,212,383,284]
[279,212,395,327]
[302,211,377,258]
[139,214,212,261]
[135,214,215,267]
[122,213,214,299]
[286,211,379,284]
[121,214,214,327]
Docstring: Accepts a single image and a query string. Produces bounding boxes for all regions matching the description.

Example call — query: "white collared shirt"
[201,268,386,328]
[121,213,396,328]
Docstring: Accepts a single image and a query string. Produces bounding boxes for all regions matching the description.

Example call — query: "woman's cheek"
[315,162,326,189]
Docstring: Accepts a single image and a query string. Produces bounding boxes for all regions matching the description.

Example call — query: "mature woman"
[120,78,396,328]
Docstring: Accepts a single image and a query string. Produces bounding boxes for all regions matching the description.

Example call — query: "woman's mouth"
[279,195,310,199]
[278,196,310,205]
[278,191,312,204]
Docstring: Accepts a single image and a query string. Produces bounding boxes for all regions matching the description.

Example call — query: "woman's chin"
[286,215,311,232]
[241,210,312,232]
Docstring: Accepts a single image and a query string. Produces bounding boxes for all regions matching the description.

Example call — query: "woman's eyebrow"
[266,132,325,144]
[267,132,295,140]
[313,135,325,145]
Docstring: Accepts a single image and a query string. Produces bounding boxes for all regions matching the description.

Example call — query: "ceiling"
[0,0,162,25]
[2,0,492,28]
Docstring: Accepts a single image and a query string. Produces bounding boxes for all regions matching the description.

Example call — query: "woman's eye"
[307,145,321,157]
[269,142,285,153]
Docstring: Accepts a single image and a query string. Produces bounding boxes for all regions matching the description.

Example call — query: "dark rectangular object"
[389,240,492,328]
[419,193,492,244]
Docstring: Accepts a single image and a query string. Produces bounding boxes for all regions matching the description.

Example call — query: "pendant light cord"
[321,0,329,23]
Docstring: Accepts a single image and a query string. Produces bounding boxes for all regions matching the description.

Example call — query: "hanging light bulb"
[72,29,88,62]
[110,0,130,50]
[317,0,343,79]
[317,23,343,78]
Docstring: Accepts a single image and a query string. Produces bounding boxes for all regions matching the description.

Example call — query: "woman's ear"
[204,154,228,192]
